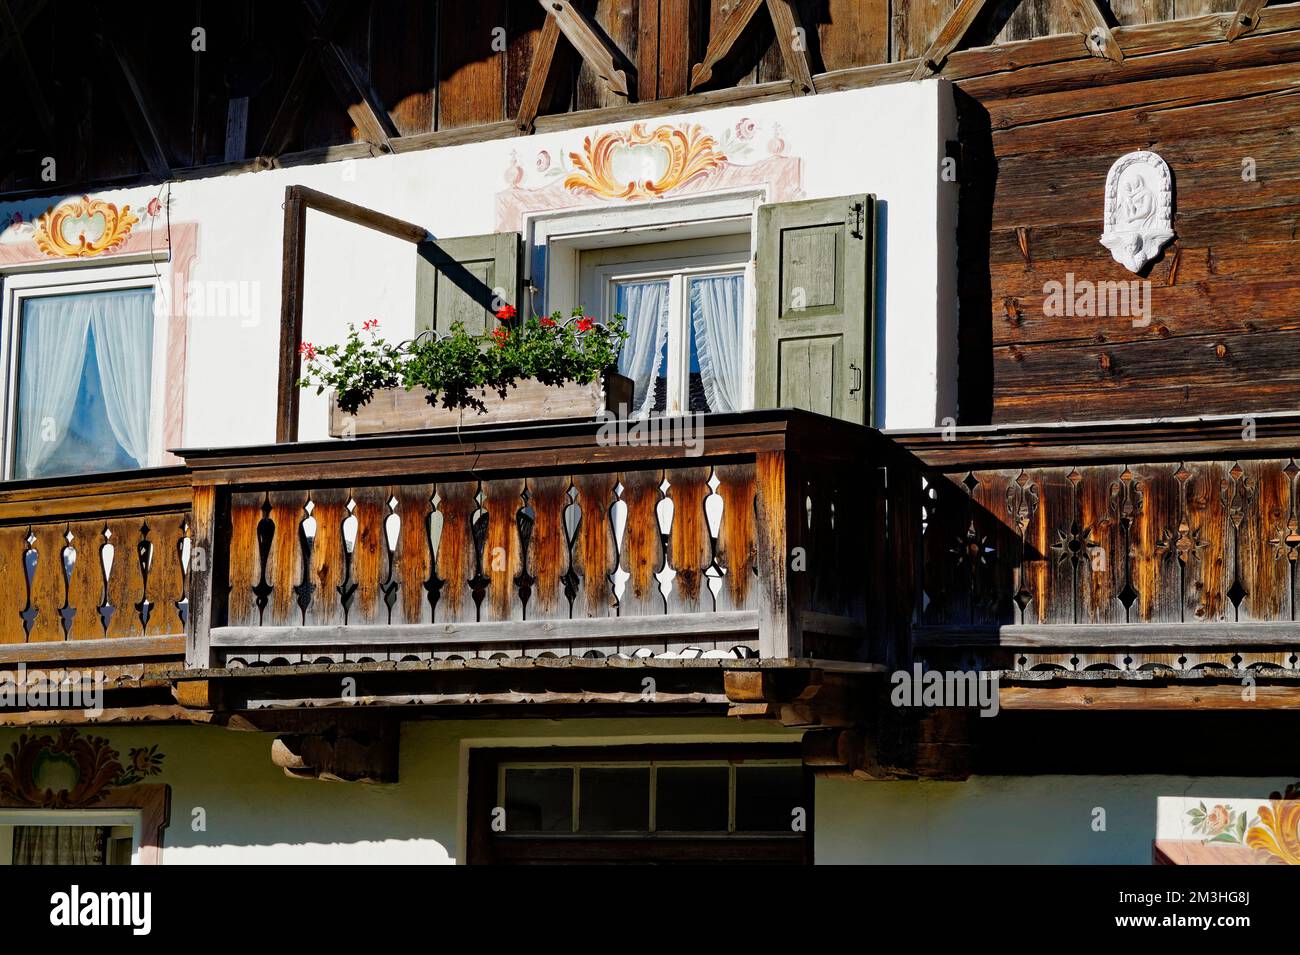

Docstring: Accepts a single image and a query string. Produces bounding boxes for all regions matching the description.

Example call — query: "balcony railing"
[0,469,192,673]
[891,415,1300,676]
[182,411,909,670]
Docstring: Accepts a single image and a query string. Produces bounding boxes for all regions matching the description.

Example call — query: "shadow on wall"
[953,88,995,426]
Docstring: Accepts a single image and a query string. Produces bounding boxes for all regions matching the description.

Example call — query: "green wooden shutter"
[755,194,874,425]
[415,232,521,335]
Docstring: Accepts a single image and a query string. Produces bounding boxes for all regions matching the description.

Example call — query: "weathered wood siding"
[2,0,1240,195]
[952,1,1300,424]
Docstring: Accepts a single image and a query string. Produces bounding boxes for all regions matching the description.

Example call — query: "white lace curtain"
[690,273,745,413]
[11,825,106,865]
[615,280,669,417]
[17,288,153,478]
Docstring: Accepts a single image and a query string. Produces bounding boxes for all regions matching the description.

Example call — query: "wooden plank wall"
[1,0,1233,193]
[951,0,1299,424]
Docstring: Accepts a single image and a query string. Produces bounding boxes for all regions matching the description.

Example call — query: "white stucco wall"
[0,719,1286,864]
[816,774,1296,864]
[0,79,957,453]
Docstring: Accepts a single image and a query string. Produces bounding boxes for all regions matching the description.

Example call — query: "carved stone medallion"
[1099,151,1174,274]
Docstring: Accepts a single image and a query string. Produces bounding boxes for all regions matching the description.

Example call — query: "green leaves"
[298,310,628,415]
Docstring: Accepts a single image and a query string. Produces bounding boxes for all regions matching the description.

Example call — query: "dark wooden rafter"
[910,0,995,80]
[690,0,816,94]
[99,34,174,178]
[913,0,1122,79]
[1064,0,1125,62]
[1227,0,1269,41]
[0,0,53,145]
[276,186,428,443]
[517,0,635,132]
[261,0,398,160]
[515,14,563,132]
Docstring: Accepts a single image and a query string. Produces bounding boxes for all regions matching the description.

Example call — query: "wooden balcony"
[181,411,909,673]
[0,469,192,678]
[891,414,1300,695]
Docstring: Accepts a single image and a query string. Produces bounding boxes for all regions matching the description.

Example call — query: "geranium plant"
[299,308,627,415]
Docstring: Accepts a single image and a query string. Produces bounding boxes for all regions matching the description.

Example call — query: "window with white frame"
[0,810,140,865]
[579,234,751,417]
[2,264,166,481]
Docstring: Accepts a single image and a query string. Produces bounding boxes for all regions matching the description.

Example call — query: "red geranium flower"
[491,327,510,348]
[540,316,557,328]
[495,304,517,322]
[298,341,317,360]
[576,317,594,333]
[362,319,379,331]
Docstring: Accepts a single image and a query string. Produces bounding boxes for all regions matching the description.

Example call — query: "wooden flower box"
[328,373,633,437]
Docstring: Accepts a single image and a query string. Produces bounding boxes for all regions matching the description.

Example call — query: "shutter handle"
[849,201,865,240]
[849,362,863,400]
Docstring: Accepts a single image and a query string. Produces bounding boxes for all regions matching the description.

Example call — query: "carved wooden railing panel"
[0,470,193,667]
[894,418,1300,675]
[184,413,897,668]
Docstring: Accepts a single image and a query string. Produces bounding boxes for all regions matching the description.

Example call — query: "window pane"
[11,825,110,865]
[579,767,650,832]
[688,273,744,413]
[15,288,154,480]
[656,766,729,832]
[504,768,572,833]
[614,280,668,417]
[735,766,804,832]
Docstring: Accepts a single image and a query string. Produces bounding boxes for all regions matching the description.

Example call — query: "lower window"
[0,814,138,865]
[467,744,811,864]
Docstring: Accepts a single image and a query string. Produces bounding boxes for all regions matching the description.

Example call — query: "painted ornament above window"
[1099,151,1174,274]
[33,195,140,258]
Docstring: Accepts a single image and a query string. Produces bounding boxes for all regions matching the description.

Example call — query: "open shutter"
[755,194,874,424]
[415,232,521,335]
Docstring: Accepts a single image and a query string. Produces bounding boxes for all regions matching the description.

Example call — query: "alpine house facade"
[0,0,1297,865]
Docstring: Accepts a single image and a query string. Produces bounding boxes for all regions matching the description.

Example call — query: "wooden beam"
[690,0,763,90]
[539,0,632,98]
[516,14,563,132]
[0,0,53,145]
[0,634,184,665]
[1065,0,1125,62]
[1227,0,1269,41]
[276,189,308,444]
[915,622,1300,649]
[999,684,1300,710]
[290,185,429,244]
[909,0,996,80]
[274,184,428,442]
[210,610,761,649]
[93,9,173,178]
[260,46,321,159]
[765,0,816,94]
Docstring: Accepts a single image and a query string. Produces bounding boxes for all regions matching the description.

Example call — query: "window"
[579,235,751,418]
[0,812,140,865]
[2,269,164,481]
[468,744,810,864]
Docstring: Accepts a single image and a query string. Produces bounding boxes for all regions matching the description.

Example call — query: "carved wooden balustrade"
[891,416,1300,676]
[0,469,193,677]
[182,411,909,669]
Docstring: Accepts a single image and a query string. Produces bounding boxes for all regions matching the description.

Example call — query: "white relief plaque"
[1100,151,1174,274]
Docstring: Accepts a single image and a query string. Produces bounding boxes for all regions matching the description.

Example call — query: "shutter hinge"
[849,201,865,240]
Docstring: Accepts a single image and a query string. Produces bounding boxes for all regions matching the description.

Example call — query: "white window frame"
[0,808,143,865]
[0,260,170,480]
[587,250,750,416]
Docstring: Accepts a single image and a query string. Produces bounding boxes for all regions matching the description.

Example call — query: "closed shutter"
[415,232,521,335]
[754,194,874,425]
